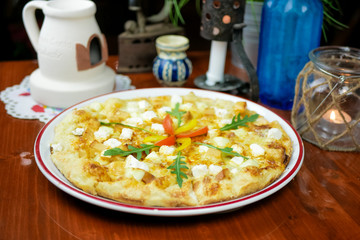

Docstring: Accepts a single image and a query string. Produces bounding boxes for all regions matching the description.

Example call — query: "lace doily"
[0,75,135,123]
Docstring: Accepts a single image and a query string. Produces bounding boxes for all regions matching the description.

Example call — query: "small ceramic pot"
[153,35,192,87]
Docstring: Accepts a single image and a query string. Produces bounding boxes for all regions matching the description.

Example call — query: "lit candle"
[317,109,352,136]
[322,109,352,124]
[205,40,227,86]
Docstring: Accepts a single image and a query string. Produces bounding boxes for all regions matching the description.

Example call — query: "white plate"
[34,88,304,217]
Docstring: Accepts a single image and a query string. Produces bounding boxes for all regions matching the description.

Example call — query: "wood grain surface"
[0,53,359,240]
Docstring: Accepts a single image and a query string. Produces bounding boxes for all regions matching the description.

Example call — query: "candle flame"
[323,109,352,124]
[330,110,336,121]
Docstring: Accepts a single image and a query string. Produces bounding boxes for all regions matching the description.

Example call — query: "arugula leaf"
[166,103,186,127]
[167,152,188,188]
[100,122,155,135]
[103,144,157,160]
[220,113,259,131]
[193,142,248,159]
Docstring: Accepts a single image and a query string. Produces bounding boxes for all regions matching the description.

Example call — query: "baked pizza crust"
[50,93,292,207]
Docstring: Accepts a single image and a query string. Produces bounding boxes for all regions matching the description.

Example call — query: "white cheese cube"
[189,190,198,202]
[127,101,138,109]
[159,146,175,155]
[208,164,222,176]
[131,169,146,182]
[145,151,160,162]
[166,155,178,162]
[267,128,283,140]
[254,116,269,125]
[142,111,157,121]
[213,107,228,117]
[125,155,149,171]
[138,100,151,110]
[196,102,208,110]
[103,138,122,148]
[180,103,193,111]
[94,126,114,142]
[51,143,63,152]
[126,101,139,115]
[124,117,143,126]
[120,128,133,140]
[213,137,230,148]
[171,95,183,106]
[230,156,245,166]
[231,144,243,154]
[241,159,259,168]
[230,157,244,166]
[192,164,208,178]
[250,144,265,156]
[100,150,111,158]
[220,119,232,125]
[157,106,171,117]
[72,128,85,136]
[88,102,103,112]
[199,145,209,153]
[151,123,165,134]
[208,129,220,138]
[233,128,247,138]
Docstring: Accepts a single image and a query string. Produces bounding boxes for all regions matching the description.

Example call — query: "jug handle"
[22,1,47,52]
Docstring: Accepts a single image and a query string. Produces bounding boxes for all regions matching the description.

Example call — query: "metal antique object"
[194,0,259,101]
[117,0,184,73]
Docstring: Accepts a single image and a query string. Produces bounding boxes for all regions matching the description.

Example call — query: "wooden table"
[1,52,359,239]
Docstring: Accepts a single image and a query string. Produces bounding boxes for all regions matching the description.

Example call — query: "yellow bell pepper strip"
[174,118,197,135]
[163,114,175,135]
[154,135,176,146]
[176,126,209,138]
[176,137,191,151]
[143,135,167,143]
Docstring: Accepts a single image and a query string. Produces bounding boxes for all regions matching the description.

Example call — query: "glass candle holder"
[291,46,360,151]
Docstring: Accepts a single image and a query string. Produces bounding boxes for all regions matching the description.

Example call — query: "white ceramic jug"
[23,0,115,108]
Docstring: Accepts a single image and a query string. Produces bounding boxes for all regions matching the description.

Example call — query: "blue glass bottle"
[257,0,323,110]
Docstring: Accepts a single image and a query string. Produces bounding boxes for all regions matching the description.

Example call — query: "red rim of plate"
[34,88,304,216]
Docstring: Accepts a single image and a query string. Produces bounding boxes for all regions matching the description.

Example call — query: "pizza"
[50,92,292,207]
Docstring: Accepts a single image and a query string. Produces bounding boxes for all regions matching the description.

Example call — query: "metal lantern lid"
[200,0,245,42]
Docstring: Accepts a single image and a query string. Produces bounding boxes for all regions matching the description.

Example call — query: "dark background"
[0,0,359,61]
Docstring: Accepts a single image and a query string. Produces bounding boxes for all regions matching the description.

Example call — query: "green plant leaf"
[193,142,248,159]
[167,151,188,188]
[168,0,190,26]
[219,113,259,131]
[103,144,157,160]
[321,0,348,41]
[166,103,186,127]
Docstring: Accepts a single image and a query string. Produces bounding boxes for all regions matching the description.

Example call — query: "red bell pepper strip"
[176,126,209,138]
[163,114,175,135]
[154,135,176,146]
